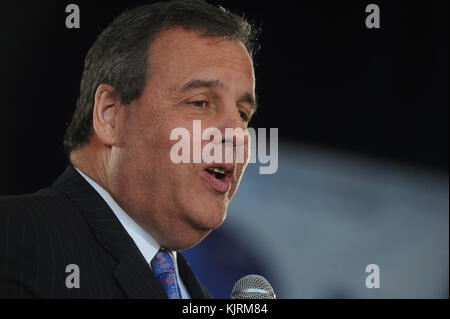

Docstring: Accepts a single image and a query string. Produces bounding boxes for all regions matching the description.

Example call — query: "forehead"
[147,27,255,86]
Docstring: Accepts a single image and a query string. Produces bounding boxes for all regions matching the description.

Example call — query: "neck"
[70,141,111,193]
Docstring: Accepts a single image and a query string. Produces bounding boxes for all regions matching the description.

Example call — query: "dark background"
[0,0,448,194]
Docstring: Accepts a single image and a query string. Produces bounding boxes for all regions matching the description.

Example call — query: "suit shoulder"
[0,188,89,243]
[0,186,98,259]
[0,188,74,218]
[0,188,104,298]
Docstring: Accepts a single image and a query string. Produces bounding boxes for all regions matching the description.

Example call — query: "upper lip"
[203,163,236,178]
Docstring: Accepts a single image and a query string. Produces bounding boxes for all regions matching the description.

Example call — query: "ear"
[92,84,119,147]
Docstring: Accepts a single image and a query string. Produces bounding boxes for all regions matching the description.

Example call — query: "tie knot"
[151,249,176,276]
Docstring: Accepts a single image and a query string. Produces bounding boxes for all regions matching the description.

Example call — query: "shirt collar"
[74,167,177,266]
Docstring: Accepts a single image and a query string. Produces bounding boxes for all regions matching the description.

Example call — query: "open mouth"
[205,167,227,180]
[201,164,235,193]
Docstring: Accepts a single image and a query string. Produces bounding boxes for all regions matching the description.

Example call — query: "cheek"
[130,116,175,156]
[146,122,197,178]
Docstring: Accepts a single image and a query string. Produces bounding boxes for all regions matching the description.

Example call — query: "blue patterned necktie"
[151,249,183,299]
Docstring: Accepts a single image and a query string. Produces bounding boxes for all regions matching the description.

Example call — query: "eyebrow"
[181,79,223,92]
[181,79,258,111]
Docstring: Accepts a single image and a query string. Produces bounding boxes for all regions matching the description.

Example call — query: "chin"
[189,202,228,232]
[166,220,222,251]
[161,198,229,250]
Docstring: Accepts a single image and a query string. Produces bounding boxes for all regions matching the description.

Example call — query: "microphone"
[231,274,276,299]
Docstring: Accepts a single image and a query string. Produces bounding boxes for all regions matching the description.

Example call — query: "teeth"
[209,167,226,174]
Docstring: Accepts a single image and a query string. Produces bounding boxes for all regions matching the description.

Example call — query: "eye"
[239,111,250,122]
[189,100,209,108]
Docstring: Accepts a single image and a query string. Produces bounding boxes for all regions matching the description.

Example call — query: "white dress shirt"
[75,167,190,299]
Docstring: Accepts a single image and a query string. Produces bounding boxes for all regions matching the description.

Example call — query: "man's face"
[109,27,256,250]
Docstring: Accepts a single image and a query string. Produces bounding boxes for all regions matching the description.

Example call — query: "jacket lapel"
[113,248,167,299]
[177,252,210,299]
[52,165,167,299]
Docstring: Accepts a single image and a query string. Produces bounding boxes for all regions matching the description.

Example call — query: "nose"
[217,102,248,148]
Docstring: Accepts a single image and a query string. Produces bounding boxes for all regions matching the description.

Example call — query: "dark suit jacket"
[0,166,211,299]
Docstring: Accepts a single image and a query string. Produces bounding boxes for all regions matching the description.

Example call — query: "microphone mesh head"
[231,274,276,299]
